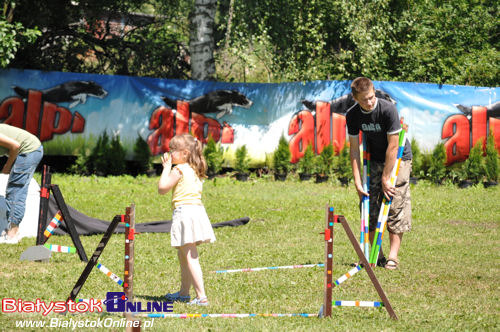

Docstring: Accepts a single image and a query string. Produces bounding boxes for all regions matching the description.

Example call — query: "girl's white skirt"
[171,205,216,247]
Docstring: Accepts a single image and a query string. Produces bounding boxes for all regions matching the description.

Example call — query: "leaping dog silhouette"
[13,81,108,108]
[162,90,253,119]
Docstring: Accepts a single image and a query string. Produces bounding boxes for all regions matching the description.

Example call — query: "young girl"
[158,134,215,306]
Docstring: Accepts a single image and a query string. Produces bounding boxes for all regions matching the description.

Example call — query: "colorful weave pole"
[137,313,318,318]
[333,301,384,307]
[44,243,76,253]
[96,263,124,287]
[43,211,63,239]
[360,134,370,260]
[212,263,324,274]
[369,123,407,266]
[333,264,363,287]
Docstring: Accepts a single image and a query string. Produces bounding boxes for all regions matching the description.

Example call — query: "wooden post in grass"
[124,205,141,332]
[322,205,335,317]
[36,165,51,245]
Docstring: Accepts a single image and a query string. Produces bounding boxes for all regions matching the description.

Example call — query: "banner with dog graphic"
[0,68,498,166]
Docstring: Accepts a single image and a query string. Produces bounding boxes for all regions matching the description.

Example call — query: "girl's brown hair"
[169,134,207,179]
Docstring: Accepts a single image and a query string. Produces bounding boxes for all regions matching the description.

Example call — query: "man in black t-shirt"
[346,77,412,270]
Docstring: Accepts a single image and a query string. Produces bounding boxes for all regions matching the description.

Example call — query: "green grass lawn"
[0,174,498,331]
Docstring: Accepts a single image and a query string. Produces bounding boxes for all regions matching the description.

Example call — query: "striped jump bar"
[333,264,363,287]
[96,263,124,287]
[44,244,76,253]
[76,298,103,304]
[333,301,384,307]
[212,263,324,274]
[138,313,318,318]
[44,211,63,238]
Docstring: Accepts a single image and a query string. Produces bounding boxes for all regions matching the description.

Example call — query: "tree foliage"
[203,135,224,176]
[335,143,351,181]
[234,144,249,173]
[4,0,498,86]
[428,142,447,184]
[315,144,334,176]
[462,140,485,184]
[8,0,191,77]
[483,132,499,182]
[297,143,315,174]
[0,2,40,68]
[133,134,153,173]
[272,133,291,174]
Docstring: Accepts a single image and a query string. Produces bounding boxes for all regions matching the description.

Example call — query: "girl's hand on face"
[161,152,172,168]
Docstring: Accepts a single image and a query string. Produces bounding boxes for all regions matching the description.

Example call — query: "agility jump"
[151,205,397,320]
[20,165,87,262]
[321,206,397,320]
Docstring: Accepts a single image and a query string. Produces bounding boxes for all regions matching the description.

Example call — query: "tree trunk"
[189,0,216,81]
[224,0,235,50]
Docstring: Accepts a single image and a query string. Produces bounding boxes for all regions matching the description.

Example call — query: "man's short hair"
[351,77,374,97]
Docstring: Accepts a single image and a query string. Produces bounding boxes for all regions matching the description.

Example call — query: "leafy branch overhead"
[2,0,497,86]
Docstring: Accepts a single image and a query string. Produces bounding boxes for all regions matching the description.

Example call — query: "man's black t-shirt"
[346,98,412,162]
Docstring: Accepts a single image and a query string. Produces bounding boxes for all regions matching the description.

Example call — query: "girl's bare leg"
[179,243,206,299]
[177,248,192,296]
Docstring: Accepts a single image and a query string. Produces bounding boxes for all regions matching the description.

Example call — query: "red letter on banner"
[176,101,189,135]
[331,113,346,155]
[288,110,314,163]
[442,114,470,164]
[0,97,24,127]
[71,112,85,133]
[40,103,73,141]
[147,106,174,155]
[191,112,221,143]
[316,101,330,155]
[221,121,234,143]
[490,118,500,154]
[471,106,487,152]
[25,90,42,136]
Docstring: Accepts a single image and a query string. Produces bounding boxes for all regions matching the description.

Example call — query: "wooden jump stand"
[37,165,87,261]
[20,165,88,262]
[320,205,398,320]
[65,204,141,330]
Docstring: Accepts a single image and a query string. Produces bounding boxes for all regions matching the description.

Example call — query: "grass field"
[0,173,498,331]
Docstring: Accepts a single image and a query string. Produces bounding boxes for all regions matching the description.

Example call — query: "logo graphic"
[104,292,173,313]
[103,292,129,312]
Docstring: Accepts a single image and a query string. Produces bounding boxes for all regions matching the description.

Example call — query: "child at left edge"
[158,133,216,306]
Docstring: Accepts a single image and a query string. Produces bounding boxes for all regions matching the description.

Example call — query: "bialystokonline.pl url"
[14,317,155,330]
